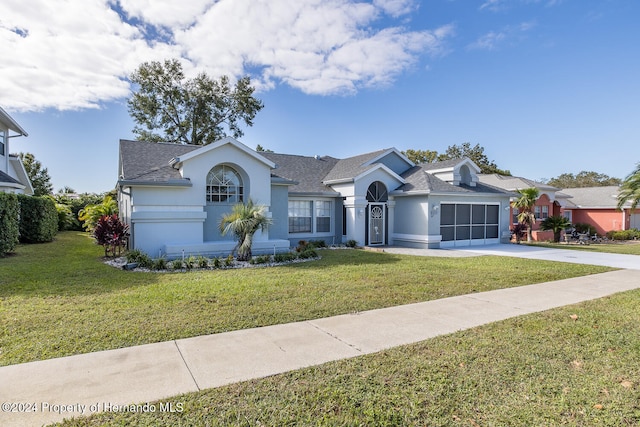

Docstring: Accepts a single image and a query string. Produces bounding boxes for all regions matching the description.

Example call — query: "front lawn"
[53,286,640,426]
[527,241,640,255]
[1,232,612,366]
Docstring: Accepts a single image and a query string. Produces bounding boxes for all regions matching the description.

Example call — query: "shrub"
[196,256,209,268]
[93,214,129,257]
[606,228,640,241]
[297,248,318,259]
[345,239,358,248]
[511,223,527,244]
[152,257,167,271]
[126,249,145,263]
[212,257,221,269]
[225,254,234,267]
[274,252,296,263]
[0,192,20,256]
[250,254,272,265]
[17,194,58,243]
[78,195,118,232]
[54,202,75,231]
[172,259,184,270]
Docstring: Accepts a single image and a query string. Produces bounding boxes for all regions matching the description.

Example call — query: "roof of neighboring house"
[421,158,466,171]
[560,186,626,209]
[262,152,340,194]
[119,140,197,184]
[477,174,560,192]
[0,106,28,136]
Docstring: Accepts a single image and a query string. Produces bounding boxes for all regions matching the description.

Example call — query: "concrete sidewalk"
[2,268,640,427]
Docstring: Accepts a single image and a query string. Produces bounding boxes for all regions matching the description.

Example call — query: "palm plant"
[539,215,571,243]
[512,187,540,242]
[617,163,640,212]
[219,199,272,261]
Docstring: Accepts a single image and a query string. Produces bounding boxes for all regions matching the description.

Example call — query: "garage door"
[631,213,640,230]
[440,203,500,247]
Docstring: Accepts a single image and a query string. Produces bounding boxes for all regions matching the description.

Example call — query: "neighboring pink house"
[560,186,638,235]
[478,174,569,241]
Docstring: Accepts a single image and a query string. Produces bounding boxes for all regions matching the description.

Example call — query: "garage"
[440,203,500,247]
[631,213,640,230]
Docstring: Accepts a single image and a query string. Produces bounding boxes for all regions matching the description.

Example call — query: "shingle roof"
[262,152,340,194]
[477,174,560,192]
[396,165,512,195]
[322,149,388,182]
[420,158,463,171]
[560,186,625,208]
[0,170,22,186]
[119,140,197,183]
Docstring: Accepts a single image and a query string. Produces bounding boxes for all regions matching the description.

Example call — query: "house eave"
[118,179,193,188]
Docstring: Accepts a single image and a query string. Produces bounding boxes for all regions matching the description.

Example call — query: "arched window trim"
[366,181,388,202]
[206,164,244,203]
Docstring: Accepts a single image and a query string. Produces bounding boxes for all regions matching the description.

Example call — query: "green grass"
[52,288,640,426]
[1,232,612,366]
[527,241,640,255]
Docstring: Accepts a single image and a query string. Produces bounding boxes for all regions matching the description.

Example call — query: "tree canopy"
[402,143,510,175]
[545,171,621,188]
[18,152,53,196]
[128,59,264,145]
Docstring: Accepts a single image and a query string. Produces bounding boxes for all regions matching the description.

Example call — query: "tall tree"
[617,163,640,212]
[128,59,264,145]
[546,171,621,188]
[18,152,53,196]
[437,142,511,175]
[513,187,540,242]
[402,149,439,164]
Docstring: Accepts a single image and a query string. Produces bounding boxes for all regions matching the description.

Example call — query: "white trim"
[363,148,415,168]
[392,233,442,244]
[171,137,275,169]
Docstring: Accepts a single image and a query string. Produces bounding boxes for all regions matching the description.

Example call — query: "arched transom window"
[366,181,388,202]
[206,165,243,203]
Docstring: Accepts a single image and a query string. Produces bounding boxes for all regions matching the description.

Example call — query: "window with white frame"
[288,200,332,234]
[206,165,243,203]
[541,205,549,219]
[0,130,5,156]
[534,206,541,219]
[288,201,312,233]
[316,201,331,233]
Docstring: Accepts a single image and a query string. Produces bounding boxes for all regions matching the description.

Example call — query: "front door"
[368,203,385,245]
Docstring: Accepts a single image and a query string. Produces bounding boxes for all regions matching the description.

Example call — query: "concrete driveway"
[448,243,640,270]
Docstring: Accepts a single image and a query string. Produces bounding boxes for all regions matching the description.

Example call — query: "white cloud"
[0,0,451,112]
[467,20,536,50]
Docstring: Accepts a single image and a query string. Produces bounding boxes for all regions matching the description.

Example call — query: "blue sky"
[1,0,639,193]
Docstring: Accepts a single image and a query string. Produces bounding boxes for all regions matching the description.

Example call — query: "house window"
[541,205,549,219]
[316,201,331,233]
[563,210,572,223]
[289,201,312,233]
[0,130,5,156]
[534,206,541,219]
[288,200,333,234]
[206,165,243,203]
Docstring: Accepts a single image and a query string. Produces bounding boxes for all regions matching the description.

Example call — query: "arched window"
[206,165,243,203]
[366,181,388,202]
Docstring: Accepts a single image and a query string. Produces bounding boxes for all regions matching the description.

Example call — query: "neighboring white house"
[0,106,33,195]
[117,137,514,258]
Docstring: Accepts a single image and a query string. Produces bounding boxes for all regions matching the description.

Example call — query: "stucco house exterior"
[560,186,638,235]
[117,138,514,258]
[478,174,572,241]
[0,106,33,195]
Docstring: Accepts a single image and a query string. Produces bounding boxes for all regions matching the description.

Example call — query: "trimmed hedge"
[17,194,58,243]
[0,192,20,256]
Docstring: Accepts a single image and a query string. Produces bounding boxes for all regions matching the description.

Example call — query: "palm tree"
[617,163,640,212]
[219,199,272,261]
[540,215,571,243]
[512,187,540,242]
